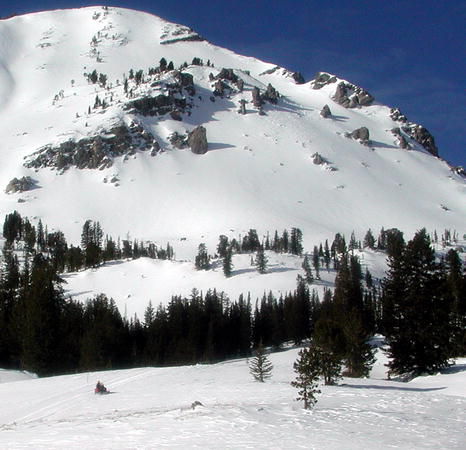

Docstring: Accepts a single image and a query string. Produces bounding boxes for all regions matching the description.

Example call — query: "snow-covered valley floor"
[0,348,465,449]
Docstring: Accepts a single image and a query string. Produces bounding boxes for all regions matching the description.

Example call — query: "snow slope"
[62,249,388,319]
[0,5,464,259]
[0,348,464,449]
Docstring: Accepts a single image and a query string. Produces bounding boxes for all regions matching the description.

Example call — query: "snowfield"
[0,348,465,449]
[0,6,464,256]
[62,250,389,319]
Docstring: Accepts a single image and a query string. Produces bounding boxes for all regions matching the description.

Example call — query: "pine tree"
[290,228,303,255]
[363,229,376,249]
[291,346,321,409]
[312,245,320,279]
[195,243,210,270]
[383,229,453,376]
[255,245,268,274]
[249,342,273,382]
[223,248,233,277]
[302,255,314,284]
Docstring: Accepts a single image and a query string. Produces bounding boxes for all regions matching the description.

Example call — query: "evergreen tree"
[195,243,210,270]
[249,342,273,382]
[290,228,303,255]
[312,246,320,280]
[383,229,453,376]
[223,248,233,277]
[302,255,314,284]
[255,245,268,274]
[363,229,376,249]
[291,346,321,409]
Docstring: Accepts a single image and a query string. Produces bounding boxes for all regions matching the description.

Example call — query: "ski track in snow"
[0,350,465,449]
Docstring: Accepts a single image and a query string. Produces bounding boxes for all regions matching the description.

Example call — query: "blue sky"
[2,1,464,167]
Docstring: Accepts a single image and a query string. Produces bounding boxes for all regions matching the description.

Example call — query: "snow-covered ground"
[0,348,464,449]
[0,6,464,256]
[62,249,388,319]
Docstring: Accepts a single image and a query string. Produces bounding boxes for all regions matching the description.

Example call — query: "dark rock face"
[312,153,327,165]
[188,126,208,154]
[452,166,466,178]
[347,127,370,145]
[252,87,263,108]
[320,104,331,118]
[174,71,195,96]
[238,99,247,115]
[311,72,337,89]
[391,127,411,149]
[213,80,227,97]
[216,68,238,83]
[169,131,189,149]
[390,107,439,157]
[389,108,407,123]
[333,81,374,108]
[403,124,438,157]
[25,123,160,171]
[292,72,305,84]
[5,176,37,194]
[125,94,187,117]
[170,110,182,121]
[263,83,280,104]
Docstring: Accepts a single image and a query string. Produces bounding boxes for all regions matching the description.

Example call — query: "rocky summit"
[0,6,464,250]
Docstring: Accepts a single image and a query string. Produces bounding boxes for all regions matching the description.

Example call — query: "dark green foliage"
[290,228,303,255]
[383,229,453,375]
[195,243,210,270]
[249,342,273,382]
[291,346,321,409]
[302,255,314,284]
[363,229,376,249]
[223,248,233,277]
[255,246,268,274]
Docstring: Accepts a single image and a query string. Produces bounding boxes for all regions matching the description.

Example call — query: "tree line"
[1,211,465,380]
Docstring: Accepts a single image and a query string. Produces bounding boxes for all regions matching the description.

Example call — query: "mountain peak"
[0,5,464,253]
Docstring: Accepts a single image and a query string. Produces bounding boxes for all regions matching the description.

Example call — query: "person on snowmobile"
[95,381,107,394]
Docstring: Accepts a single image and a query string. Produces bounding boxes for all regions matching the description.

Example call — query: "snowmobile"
[95,381,110,394]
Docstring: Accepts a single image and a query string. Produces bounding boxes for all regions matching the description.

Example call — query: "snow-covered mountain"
[0,5,464,259]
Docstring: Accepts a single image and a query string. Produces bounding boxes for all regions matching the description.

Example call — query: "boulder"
[320,104,332,118]
[312,72,337,89]
[292,71,305,84]
[263,83,280,104]
[252,87,263,108]
[188,126,208,154]
[348,127,370,144]
[5,176,37,194]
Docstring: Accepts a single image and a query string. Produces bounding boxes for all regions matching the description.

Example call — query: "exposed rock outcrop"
[311,72,337,89]
[390,107,439,157]
[125,94,187,117]
[292,71,305,84]
[263,83,280,104]
[169,131,188,149]
[25,123,160,171]
[160,24,204,45]
[402,124,438,157]
[252,87,263,108]
[5,176,37,194]
[188,126,208,154]
[320,104,332,118]
[333,81,374,108]
[346,127,370,145]
[391,127,411,149]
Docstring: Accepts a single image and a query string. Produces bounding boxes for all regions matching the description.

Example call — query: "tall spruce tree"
[383,229,453,376]
[291,345,322,409]
[249,342,273,382]
[255,245,268,274]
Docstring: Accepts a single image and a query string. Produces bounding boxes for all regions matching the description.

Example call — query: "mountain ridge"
[0,6,464,257]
